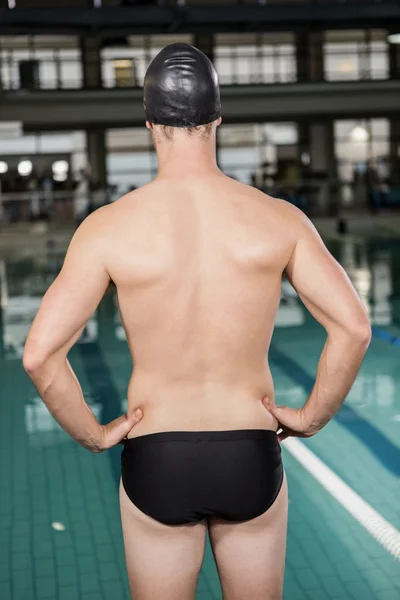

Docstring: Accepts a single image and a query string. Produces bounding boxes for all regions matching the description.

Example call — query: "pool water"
[0,233,399,600]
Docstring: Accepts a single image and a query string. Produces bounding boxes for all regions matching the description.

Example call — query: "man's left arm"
[23,208,141,451]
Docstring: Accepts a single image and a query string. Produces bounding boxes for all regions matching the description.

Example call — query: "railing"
[0,190,83,225]
[2,179,400,228]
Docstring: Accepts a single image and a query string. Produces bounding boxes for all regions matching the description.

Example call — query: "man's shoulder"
[230,179,309,224]
[107,184,153,211]
[84,185,153,224]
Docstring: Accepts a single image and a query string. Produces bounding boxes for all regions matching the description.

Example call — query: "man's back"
[103,173,296,437]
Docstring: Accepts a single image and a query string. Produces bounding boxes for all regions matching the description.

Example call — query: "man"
[23,43,371,600]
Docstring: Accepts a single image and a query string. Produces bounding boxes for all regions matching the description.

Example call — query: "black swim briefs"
[121,429,284,526]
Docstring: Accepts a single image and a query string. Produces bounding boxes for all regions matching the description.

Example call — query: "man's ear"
[145,121,153,130]
[216,117,222,127]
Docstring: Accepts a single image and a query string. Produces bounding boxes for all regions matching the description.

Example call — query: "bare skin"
[23,119,371,600]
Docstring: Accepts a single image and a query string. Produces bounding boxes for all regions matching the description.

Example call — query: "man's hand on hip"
[262,396,319,443]
[96,408,143,452]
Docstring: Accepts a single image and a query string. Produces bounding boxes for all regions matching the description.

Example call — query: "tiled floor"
[0,228,399,599]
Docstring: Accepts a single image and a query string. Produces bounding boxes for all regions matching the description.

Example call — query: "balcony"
[1,80,399,129]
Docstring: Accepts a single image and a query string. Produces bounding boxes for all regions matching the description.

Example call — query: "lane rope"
[283,437,400,562]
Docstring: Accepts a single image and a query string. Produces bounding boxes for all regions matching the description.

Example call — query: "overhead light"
[113,59,133,69]
[53,172,68,182]
[338,60,355,74]
[52,160,69,175]
[18,159,33,176]
[301,152,311,166]
[0,161,8,174]
[351,126,369,142]
[387,33,400,44]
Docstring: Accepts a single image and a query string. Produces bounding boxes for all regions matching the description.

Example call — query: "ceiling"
[0,1,398,37]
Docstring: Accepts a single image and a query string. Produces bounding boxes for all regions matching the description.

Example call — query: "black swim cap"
[143,43,221,128]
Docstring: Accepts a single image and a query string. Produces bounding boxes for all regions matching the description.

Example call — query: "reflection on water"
[339,238,372,315]
[346,374,396,410]
[329,238,393,327]
[371,252,392,326]
[279,279,304,326]
[24,395,102,440]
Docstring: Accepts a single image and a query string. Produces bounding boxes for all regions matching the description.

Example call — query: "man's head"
[143,43,222,141]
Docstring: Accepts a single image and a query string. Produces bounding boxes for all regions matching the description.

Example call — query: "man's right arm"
[267,206,371,440]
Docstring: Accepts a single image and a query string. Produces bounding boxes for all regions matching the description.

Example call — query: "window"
[324,30,389,81]
[215,33,296,85]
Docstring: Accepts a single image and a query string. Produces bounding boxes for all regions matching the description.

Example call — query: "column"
[308,120,338,215]
[295,33,308,83]
[86,129,107,193]
[80,35,102,89]
[297,121,310,174]
[389,118,400,185]
[295,32,324,82]
[308,32,324,82]
[194,34,214,64]
[389,40,400,80]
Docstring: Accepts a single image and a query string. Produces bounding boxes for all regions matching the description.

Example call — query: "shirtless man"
[23,43,371,600]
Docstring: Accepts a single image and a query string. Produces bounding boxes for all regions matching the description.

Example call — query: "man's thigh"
[208,471,288,600]
[119,479,207,600]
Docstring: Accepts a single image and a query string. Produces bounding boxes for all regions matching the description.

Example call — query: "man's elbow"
[22,345,48,375]
[329,313,372,348]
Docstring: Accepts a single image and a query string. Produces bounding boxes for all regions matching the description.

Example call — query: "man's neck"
[155,135,220,179]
